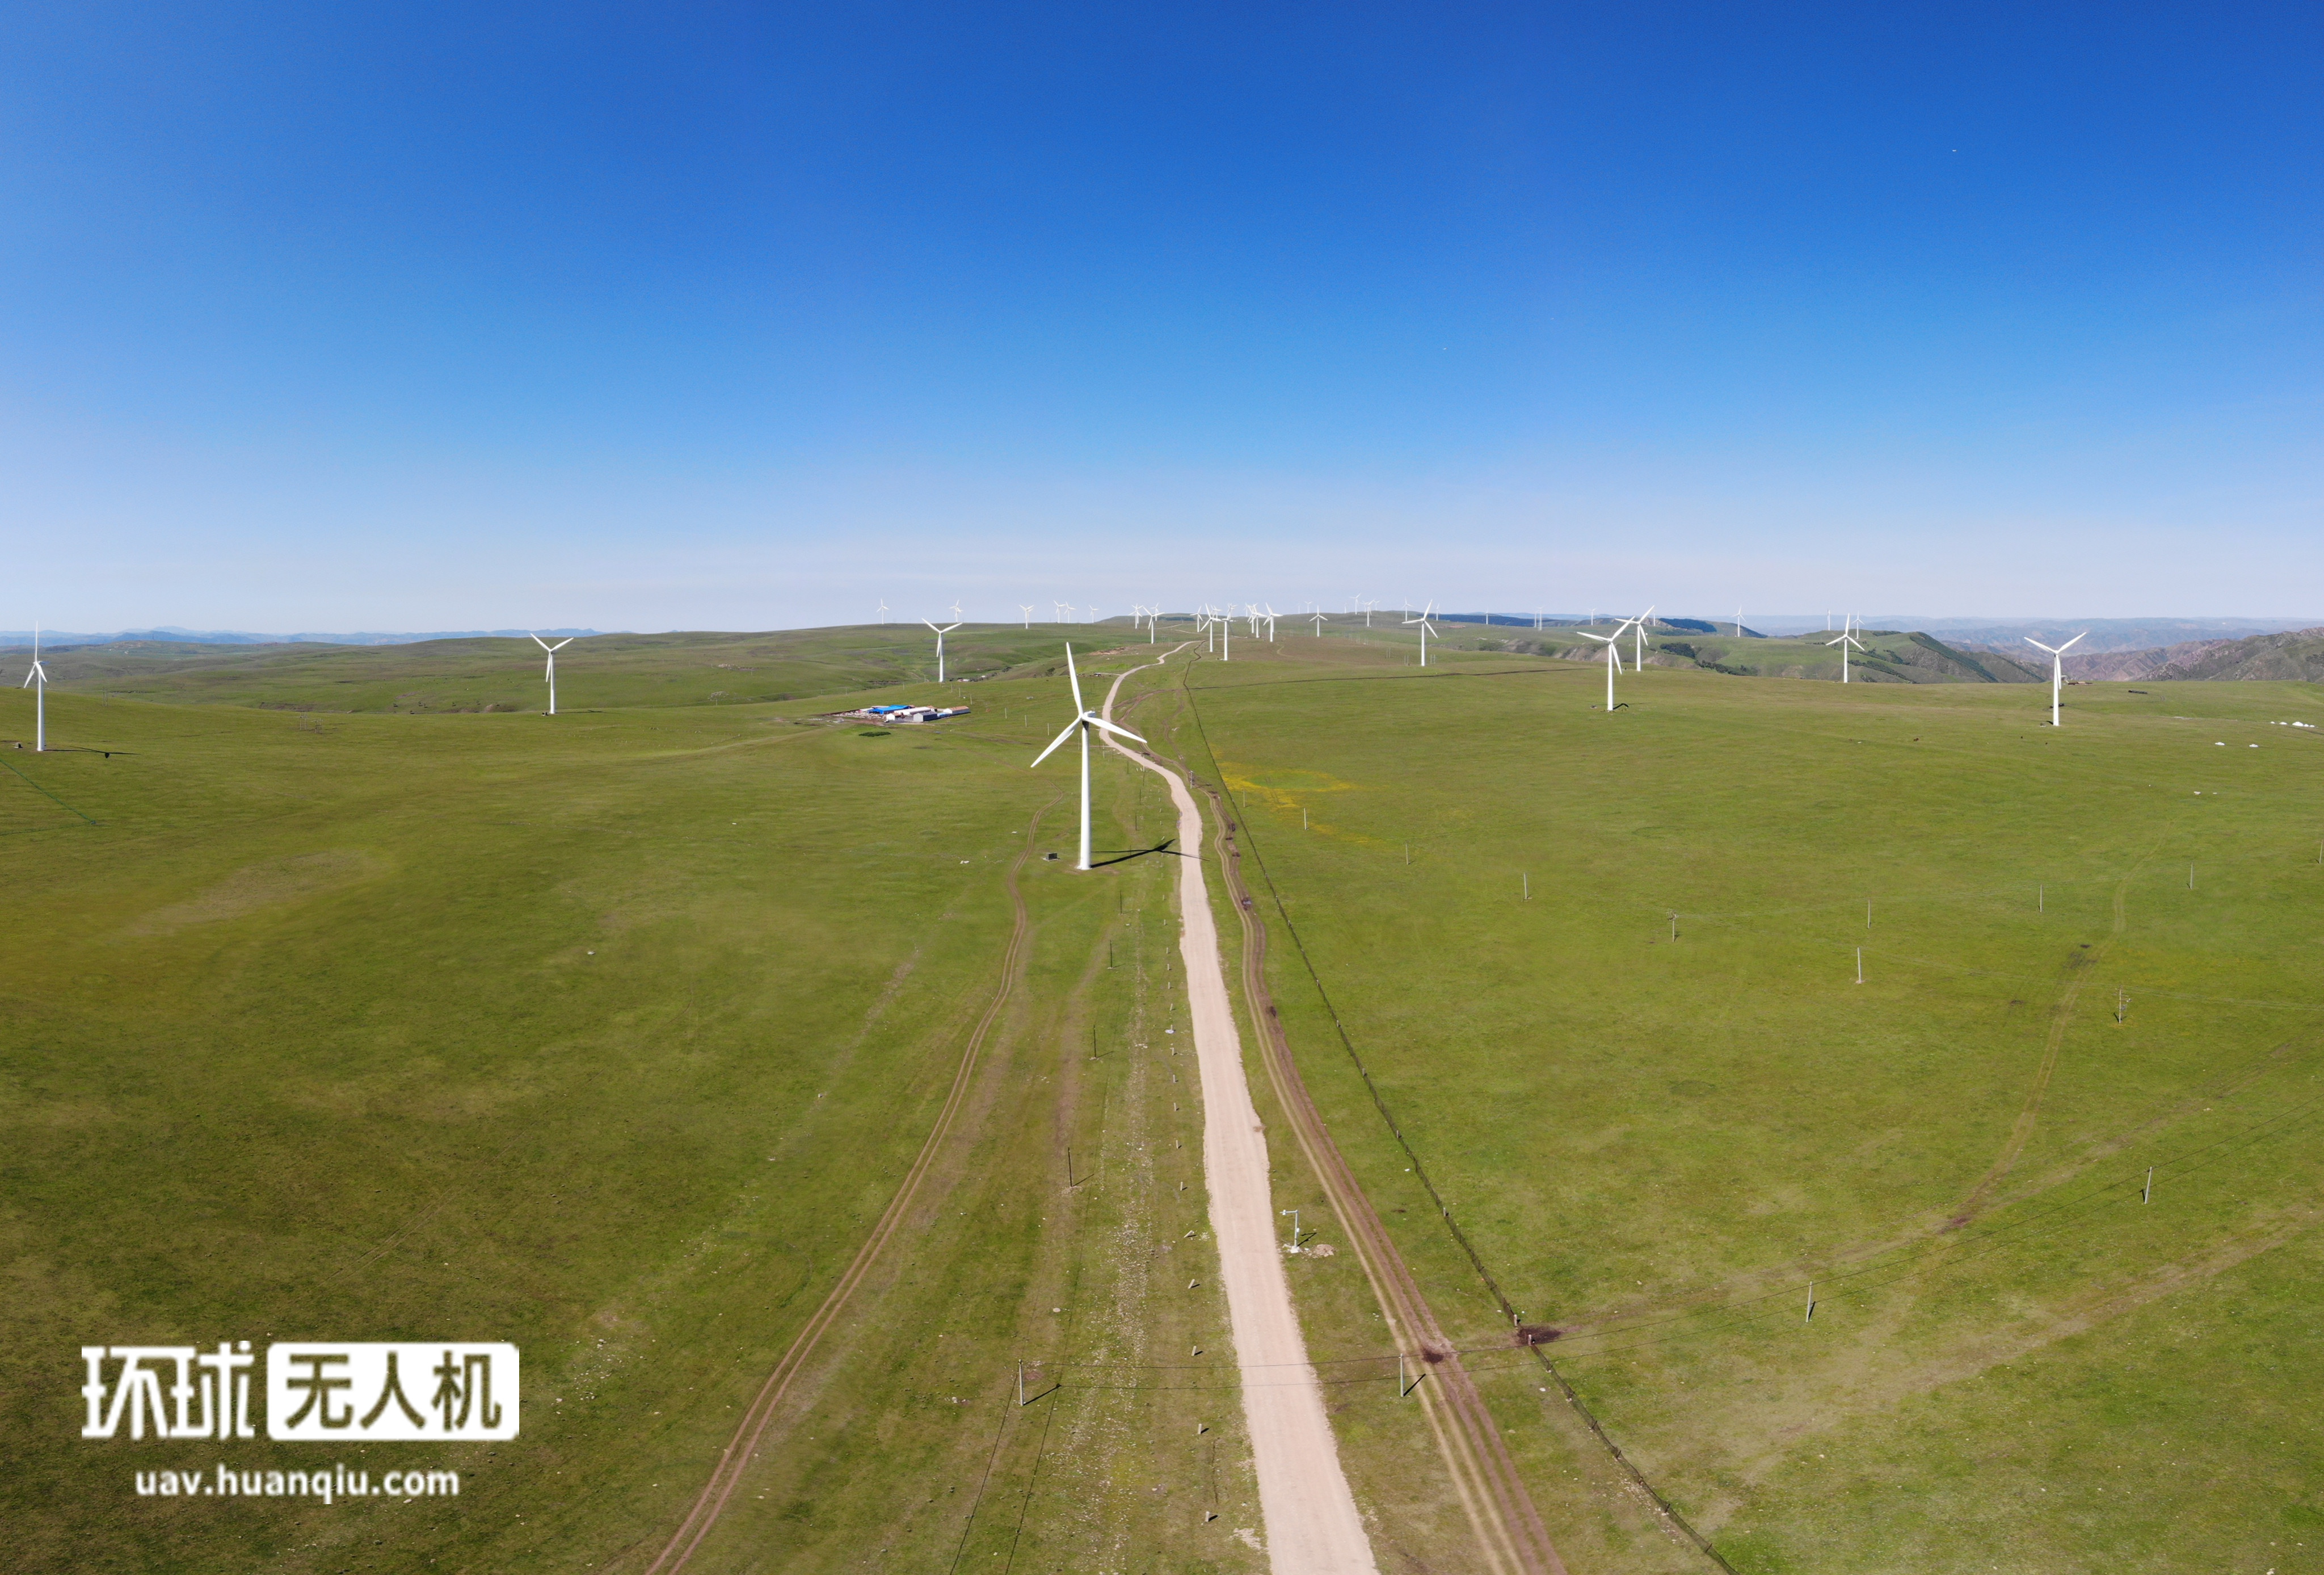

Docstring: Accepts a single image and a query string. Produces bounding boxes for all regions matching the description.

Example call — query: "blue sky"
[3,1,2318,630]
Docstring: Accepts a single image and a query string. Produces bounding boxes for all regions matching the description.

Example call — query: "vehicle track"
[1099,652,1380,1575]
[1103,654,1563,1575]
[643,797,1058,1575]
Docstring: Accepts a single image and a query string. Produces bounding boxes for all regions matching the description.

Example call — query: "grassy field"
[10,621,2319,1573]
[1138,635,2324,1572]
[0,652,1329,1574]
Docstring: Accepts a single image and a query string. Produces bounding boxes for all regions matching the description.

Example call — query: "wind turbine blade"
[550,638,573,651]
[2061,631,2088,652]
[1577,631,1612,643]
[531,633,551,650]
[1065,644,1084,713]
[1085,716,1146,744]
[1030,719,1082,767]
[2024,637,2060,654]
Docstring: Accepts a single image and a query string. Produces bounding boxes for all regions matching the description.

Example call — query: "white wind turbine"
[1631,605,1656,671]
[1577,616,1637,711]
[1403,601,1438,666]
[1054,600,1073,624]
[1262,604,1278,641]
[1827,615,1866,683]
[1020,604,1034,629]
[876,599,889,624]
[2024,631,2089,726]
[1310,610,1328,637]
[21,624,51,751]
[1030,645,1147,871]
[529,633,574,715]
[924,618,963,683]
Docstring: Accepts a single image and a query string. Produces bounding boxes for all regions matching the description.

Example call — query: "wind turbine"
[950,599,964,621]
[529,633,574,715]
[1030,645,1147,871]
[1577,617,1635,711]
[1826,614,1865,683]
[876,599,889,624]
[2024,631,2089,726]
[1020,604,1034,629]
[1055,600,1073,624]
[1403,601,1438,666]
[1631,606,1656,671]
[21,625,50,751]
[1310,610,1328,637]
[1262,604,1278,641]
[924,618,962,683]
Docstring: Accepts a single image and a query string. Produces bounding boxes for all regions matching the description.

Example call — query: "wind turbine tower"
[1827,615,1866,683]
[529,633,574,715]
[1403,603,1438,666]
[1030,645,1147,870]
[21,625,50,751]
[924,619,963,683]
[2024,631,2089,727]
[1578,618,1634,711]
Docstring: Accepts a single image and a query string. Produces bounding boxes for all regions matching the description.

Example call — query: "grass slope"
[1142,639,2324,1572]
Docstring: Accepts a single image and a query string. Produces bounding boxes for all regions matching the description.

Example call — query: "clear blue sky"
[3,1,2318,630]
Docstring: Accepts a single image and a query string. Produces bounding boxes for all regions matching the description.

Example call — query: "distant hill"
[1850,617,2314,652]
[1,625,1113,713]
[0,625,605,648]
[1525,625,2043,684]
[2057,638,2233,680]
[2146,626,2324,681]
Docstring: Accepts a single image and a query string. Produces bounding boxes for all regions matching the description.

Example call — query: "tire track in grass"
[645,795,1059,1575]
[1113,654,1558,1575]
[1958,838,2165,1218]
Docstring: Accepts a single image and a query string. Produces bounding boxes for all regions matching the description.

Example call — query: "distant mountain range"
[2054,626,2324,682]
[0,626,605,649]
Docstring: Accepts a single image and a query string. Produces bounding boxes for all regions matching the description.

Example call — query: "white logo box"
[267,1344,519,1441]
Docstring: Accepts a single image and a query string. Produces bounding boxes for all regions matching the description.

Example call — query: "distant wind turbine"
[924,618,963,683]
[1030,645,1146,871]
[1403,602,1438,667]
[2024,631,2089,726]
[876,599,889,624]
[950,599,963,620]
[1631,606,1656,671]
[1055,601,1073,624]
[1827,615,1866,683]
[1020,604,1034,629]
[529,633,574,715]
[1310,610,1328,637]
[1577,617,1636,710]
[21,625,50,751]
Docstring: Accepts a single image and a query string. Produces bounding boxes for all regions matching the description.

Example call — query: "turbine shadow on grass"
[1088,838,1185,868]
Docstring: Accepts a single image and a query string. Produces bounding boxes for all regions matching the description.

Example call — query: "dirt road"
[1103,658,1380,1575]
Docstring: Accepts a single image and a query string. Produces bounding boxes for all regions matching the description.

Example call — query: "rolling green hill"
[1526,623,2047,683]
[5,622,1164,715]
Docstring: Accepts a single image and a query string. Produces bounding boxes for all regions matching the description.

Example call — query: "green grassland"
[10,621,2321,1574]
[0,659,1342,1574]
[1134,636,2324,1572]
[15,622,1177,715]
